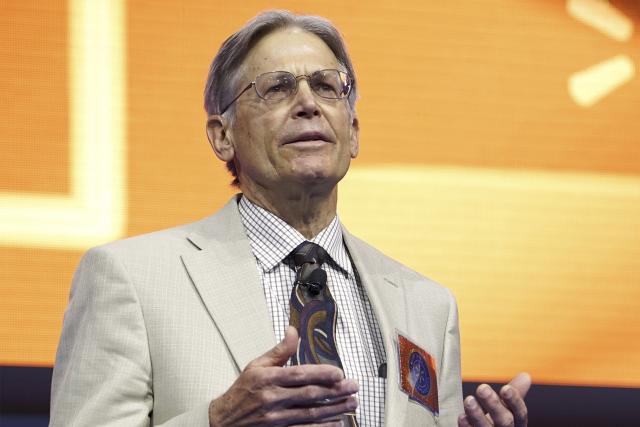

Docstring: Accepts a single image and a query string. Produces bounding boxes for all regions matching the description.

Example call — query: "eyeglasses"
[219,69,352,115]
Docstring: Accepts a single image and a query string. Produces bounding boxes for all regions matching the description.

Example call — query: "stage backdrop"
[2,0,639,389]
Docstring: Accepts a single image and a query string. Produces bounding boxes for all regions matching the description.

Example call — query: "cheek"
[236,116,282,170]
[233,113,265,152]
[324,108,350,137]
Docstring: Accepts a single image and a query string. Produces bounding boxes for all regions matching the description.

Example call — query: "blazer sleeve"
[50,246,211,426]
[437,288,465,424]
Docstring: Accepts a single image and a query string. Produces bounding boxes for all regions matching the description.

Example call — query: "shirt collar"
[238,195,353,276]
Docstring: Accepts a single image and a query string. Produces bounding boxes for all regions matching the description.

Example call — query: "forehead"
[241,27,340,78]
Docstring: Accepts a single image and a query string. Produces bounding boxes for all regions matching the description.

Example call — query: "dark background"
[1,366,638,426]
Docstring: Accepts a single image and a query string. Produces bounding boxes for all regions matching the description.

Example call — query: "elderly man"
[51,10,529,427]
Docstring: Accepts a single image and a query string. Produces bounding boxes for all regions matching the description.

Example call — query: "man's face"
[221,28,359,194]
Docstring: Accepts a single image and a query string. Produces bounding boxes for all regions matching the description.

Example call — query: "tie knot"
[292,241,328,267]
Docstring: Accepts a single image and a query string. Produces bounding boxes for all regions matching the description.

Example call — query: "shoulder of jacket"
[346,232,455,298]
[85,215,213,260]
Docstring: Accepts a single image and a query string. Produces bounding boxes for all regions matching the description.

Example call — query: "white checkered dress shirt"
[238,196,386,426]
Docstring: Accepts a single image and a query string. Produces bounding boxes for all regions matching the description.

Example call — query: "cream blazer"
[50,195,463,426]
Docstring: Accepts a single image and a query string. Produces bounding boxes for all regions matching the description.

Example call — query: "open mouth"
[283,131,332,145]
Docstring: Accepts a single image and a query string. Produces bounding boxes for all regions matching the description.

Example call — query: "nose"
[291,78,320,119]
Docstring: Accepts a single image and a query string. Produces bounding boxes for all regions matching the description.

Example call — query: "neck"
[241,182,338,239]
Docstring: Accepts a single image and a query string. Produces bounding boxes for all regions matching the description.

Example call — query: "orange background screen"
[2,0,639,388]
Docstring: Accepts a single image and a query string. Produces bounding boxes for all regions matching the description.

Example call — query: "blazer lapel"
[343,230,410,427]
[181,196,276,371]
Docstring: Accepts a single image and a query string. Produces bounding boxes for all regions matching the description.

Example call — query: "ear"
[349,114,360,159]
[206,115,235,162]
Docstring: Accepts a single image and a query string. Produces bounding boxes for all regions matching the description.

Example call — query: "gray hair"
[203,10,358,184]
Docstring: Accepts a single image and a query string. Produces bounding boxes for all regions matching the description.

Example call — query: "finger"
[500,384,528,427]
[271,364,345,387]
[279,379,358,406]
[267,395,358,425]
[289,422,342,427]
[475,384,514,427]
[458,413,473,427]
[463,396,491,427]
[248,326,298,368]
[508,372,532,399]
[292,416,348,427]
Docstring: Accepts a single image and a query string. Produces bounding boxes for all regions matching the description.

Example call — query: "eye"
[313,81,339,97]
[258,73,295,99]
[265,84,285,94]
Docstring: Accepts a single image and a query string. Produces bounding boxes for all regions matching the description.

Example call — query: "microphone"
[378,362,387,379]
[297,266,327,297]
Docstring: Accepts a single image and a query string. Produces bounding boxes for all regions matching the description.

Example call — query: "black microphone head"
[299,268,326,297]
[307,283,322,296]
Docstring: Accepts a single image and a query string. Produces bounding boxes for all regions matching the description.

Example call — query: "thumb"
[508,372,532,398]
[247,326,298,368]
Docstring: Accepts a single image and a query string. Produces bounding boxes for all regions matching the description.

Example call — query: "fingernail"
[345,380,359,393]
[478,384,491,397]
[503,386,514,398]
[347,397,358,410]
[465,396,478,409]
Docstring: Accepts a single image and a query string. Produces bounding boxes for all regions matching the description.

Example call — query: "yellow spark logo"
[567,0,636,107]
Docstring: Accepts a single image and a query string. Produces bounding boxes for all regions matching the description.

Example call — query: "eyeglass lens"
[255,70,350,101]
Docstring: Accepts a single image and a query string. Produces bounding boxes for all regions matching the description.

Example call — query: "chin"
[294,170,333,184]
[285,156,350,187]
[286,169,337,188]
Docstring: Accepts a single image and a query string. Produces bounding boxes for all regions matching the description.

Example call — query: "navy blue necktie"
[288,241,358,426]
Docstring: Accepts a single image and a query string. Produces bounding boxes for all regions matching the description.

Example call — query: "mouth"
[282,131,333,145]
